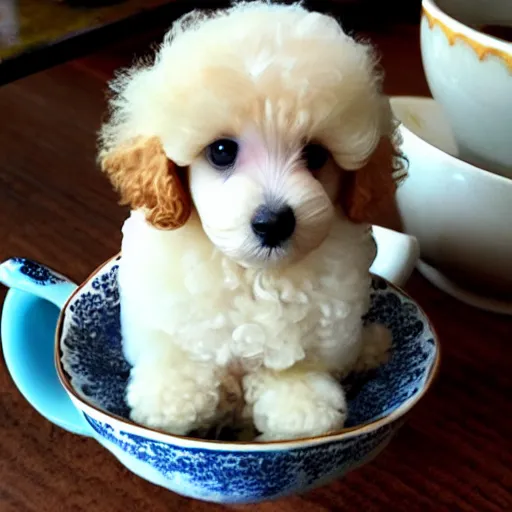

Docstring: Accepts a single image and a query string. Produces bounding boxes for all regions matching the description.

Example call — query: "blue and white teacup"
[0,227,439,504]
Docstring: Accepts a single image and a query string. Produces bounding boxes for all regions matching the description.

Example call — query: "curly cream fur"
[100,1,400,440]
[119,211,379,439]
[98,2,395,170]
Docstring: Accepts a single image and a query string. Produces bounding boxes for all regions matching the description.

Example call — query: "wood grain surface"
[0,23,511,512]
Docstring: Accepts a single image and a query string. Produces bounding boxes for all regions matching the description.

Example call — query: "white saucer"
[417,260,512,316]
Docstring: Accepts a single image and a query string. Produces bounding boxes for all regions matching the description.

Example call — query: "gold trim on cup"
[422,6,512,72]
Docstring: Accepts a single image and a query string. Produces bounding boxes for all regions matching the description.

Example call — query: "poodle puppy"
[98,1,405,441]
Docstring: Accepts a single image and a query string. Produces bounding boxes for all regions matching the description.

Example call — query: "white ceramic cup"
[421,0,512,179]
[392,95,512,314]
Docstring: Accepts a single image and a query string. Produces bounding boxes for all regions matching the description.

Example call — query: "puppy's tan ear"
[340,137,406,224]
[101,136,192,230]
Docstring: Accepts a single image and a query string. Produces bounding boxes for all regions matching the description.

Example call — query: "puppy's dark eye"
[303,143,329,171]
[207,139,239,170]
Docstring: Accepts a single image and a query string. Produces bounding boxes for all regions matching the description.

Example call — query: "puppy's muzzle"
[251,205,296,248]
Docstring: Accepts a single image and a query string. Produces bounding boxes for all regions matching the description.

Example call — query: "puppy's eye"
[302,143,329,171]
[207,139,239,170]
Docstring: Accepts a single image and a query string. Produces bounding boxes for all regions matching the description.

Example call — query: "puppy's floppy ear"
[101,136,192,230]
[340,136,406,224]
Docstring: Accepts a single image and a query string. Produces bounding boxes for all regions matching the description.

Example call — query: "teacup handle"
[0,258,93,436]
[370,226,420,287]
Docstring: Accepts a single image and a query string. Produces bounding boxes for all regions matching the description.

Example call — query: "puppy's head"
[99,1,405,268]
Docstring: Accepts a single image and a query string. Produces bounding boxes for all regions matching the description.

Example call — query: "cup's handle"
[0,258,93,437]
[370,226,420,288]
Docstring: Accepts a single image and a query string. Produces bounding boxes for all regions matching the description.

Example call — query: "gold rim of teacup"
[54,253,441,449]
[422,0,512,72]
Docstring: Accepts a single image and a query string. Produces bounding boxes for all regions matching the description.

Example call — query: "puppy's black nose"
[251,205,296,247]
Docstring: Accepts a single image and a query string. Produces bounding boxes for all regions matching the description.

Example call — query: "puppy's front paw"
[126,359,221,435]
[353,323,392,373]
[245,370,347,441]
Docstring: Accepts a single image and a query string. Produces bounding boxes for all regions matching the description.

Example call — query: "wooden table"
[0,21,510,512]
